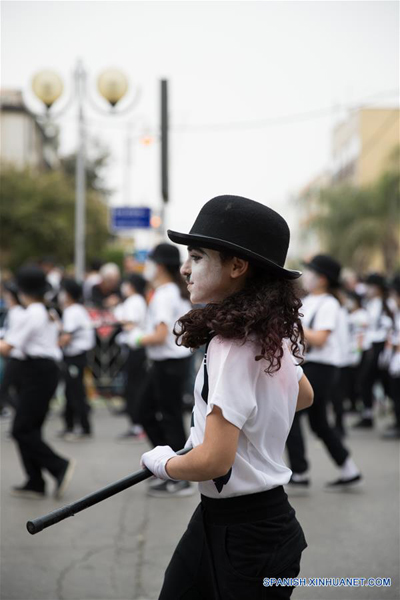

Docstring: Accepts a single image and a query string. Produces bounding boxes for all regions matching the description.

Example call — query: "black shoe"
[381,427,400,440]
[56,429,73,438]
[10,483,46,499]
[54,459,76,499]
[353,417,373,429]
[116,431,146,443]
[147,480,195,498]
[334,426,346,439]
[286,475,310,495]
[325,474,363,492]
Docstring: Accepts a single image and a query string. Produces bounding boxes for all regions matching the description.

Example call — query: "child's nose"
[180,260,191,278]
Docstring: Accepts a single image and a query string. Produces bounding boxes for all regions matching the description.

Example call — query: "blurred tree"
[310,146,400,274]
[0,165,111,271]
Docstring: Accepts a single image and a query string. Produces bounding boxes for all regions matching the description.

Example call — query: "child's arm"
[144,405,240,482]
[296,374,314,411]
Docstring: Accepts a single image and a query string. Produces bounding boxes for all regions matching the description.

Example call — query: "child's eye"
[190,254,202,262]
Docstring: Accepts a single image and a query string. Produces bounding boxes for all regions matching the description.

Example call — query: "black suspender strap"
[200,332,232,493]
[201,334,214,404]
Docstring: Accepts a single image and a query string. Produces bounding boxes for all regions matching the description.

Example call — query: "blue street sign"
[134,250,149,263]
[111,207,151,230]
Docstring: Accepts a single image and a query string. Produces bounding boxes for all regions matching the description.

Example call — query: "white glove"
[389,353,400,378]
[140,445,178,480]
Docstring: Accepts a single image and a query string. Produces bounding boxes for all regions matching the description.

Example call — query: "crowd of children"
[0,242,399,504]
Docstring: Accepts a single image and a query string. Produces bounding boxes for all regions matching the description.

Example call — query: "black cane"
[26,447,191,536]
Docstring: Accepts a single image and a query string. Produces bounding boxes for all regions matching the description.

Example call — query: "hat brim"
[167,230,302,280]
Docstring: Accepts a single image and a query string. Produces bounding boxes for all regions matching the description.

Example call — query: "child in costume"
[141,195,313,599]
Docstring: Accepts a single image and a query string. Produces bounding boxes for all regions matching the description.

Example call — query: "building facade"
[0,89,58,170]
[332,108,399,186]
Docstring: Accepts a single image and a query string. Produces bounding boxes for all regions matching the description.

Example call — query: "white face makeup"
[302,269,324,294]
[143,260,158,283]
[58,290,68,308]
[181,247,237,304]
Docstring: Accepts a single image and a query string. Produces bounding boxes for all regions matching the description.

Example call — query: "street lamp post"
[75,60,86,282]
[30,61,139,281]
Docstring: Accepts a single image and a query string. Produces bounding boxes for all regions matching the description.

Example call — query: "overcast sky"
[2,0,399,257]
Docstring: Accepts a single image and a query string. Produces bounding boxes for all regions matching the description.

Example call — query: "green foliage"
[60,140,112,196]
[310,147,400,273]
[0,165,111,271]
[98,246,125,271]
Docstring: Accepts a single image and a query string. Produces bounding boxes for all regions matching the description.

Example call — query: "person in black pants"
[0,265,75,499]
[135,244,193,497]
[115,274,148,440]
[286,255,362,492]
[58,279,95,439]
[354,273,394,428]
[140,195,312,599]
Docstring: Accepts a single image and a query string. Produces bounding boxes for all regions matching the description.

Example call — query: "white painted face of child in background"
[181,246,242,304]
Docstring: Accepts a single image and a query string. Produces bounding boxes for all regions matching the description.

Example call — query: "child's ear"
[231,257,249,279]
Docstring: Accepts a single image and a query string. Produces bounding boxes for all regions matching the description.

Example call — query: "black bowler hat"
[149,243,181,266]
[167,195,301,279]
[390,274,400,294]
[365,272,387,290]
[303,254,342,286]
[61,278,83,302]
[16,264,48,296]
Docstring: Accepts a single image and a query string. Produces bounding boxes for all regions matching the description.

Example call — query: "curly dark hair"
[174,257,304,374]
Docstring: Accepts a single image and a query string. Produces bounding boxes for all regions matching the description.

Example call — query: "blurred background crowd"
[0,1,399,498]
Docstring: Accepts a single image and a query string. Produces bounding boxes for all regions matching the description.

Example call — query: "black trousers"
[63,353,91,434]
[11,358,66,491]
[342,364,362,409]
[123,347,147,425]
[286,362,349,474]
[329,367,345,429]
[390,376,400,428]
[359,342,392,410]
[159,486,307,600]
[0,357,22,410]
[139,356,191,451]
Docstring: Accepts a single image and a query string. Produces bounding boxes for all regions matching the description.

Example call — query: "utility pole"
[160,79,169,234]
[74,60,86,282]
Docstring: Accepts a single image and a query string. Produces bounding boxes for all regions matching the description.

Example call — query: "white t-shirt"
[364,298,393,349]
[114,294,147,347]
[146,283,192,361]
[190,336,303,499]
[5,303,62,361]
[301,293,341,366]
[336,307,351,368]
[347,308,369,366]
[62,304,96,356]
[4,305,26,360]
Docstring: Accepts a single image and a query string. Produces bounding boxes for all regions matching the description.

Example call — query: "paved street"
[1,400,399,600]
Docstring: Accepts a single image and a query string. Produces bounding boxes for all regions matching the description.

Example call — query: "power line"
[171,89,399,133]
[57,88,399,135]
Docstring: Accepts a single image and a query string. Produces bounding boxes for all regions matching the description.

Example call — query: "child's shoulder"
[209,335,266,365]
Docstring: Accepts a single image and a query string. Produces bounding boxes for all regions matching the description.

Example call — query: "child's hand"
[140,446,178,480]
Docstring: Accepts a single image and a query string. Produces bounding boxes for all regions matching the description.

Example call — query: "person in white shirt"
[286,254,362,493]
[0,265,75,499]
[355,273,394,428]
[135,244,193,496]
[140,195,312,599]
[342,291,369,412]
[0,281,26,415]
[58,279,96,440]
[114,274,148,440]
[382,275,400,439]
